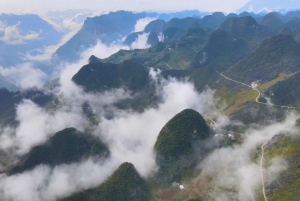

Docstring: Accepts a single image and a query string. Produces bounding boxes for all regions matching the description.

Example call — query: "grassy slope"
[265,72,300,106]
[263,135,300,201]
[226,34,300,83]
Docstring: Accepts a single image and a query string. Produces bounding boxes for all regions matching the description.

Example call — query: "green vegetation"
[101,27,208,70]
[227,34,300,83]
[263,135,300,201]
[189,29,249,71]
[187,199,204,201]
[154,109,210,184]
[265,72,300,106]
[215,87,258,115]
[0,88,21,125]
[163,27,186,43]
[123,31,143,46]
[260,13,285,33]
[285,17,300,32]
[63,162,157,201]
[72,60,150,93]
[0,88,53,126]
[147,32,159,46]
[9,128,109,175]
[219,16,274,46]
[144,19,166,34]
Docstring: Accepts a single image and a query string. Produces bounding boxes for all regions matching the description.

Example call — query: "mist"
[0,34,221,201]
[192,113,299,201]
[0,72,218,201]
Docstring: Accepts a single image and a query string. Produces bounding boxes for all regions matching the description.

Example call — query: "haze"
[0,0,250,13]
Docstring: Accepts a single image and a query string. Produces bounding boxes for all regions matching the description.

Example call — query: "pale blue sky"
[0,0,250,13]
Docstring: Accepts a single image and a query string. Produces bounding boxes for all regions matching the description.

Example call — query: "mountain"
[260,12,285,33]
[0,14,62,67]
[219,16,275,46]
[9,127,109,175]
[157,10,210,21]
[0,88,53,126]
[189,29,249,71]
[165,17,202,31]
[123,31,143,46]
[62,162,156,201]
[285,17,300,32]
[54,11,156,62]
[0,74,18,91]
[162,27,185,43]
[146,32,159,46]
[154,109,211,184]
[237,0,300,13]
[201,12,226,30]
[279,27,294,35]
[72,60,157,111]
[72,60,150,93]
[263,134,300,200]
[22,87,53,107]
[284,10,300,21]
[144,19,167,34]
[226,34,300,83]
[0,88,22,125]
[101,26,208,70]
[265,72,300,106]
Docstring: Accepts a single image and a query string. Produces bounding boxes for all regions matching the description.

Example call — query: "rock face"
[154,109,210,184]
[62,162,156,201]
[9,128,109,175]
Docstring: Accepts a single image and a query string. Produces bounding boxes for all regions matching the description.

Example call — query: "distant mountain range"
[237,0,300,13]
[0,14,63,67]
[2,8,300,201]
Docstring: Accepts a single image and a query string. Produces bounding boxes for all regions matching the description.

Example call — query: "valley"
[0,2,300,201]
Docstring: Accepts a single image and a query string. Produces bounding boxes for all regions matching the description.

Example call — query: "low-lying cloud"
[192,113,298,201]
[0,58,219,201]
[0,21,40,45]
[133,17,157,32]
[0,63,47,89]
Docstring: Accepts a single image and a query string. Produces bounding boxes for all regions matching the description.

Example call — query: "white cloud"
[23,28,80,61]
[0,63,47,89]
[0,74,218,200]
[133,17,157,32]
[196,113,299,200]
[80,40,130,60]
[0,21,40,45]
[130,33,151,49]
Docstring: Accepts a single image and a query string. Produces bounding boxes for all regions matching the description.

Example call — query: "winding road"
[260,141,268,201]
[214,70,300,201]
[163,62,173,69]
[216,70,299,110]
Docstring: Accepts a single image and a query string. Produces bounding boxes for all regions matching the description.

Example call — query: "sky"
[0,0,250,13]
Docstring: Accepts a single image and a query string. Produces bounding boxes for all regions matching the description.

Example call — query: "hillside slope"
[9,128,109,175]
[62,162,156,201]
